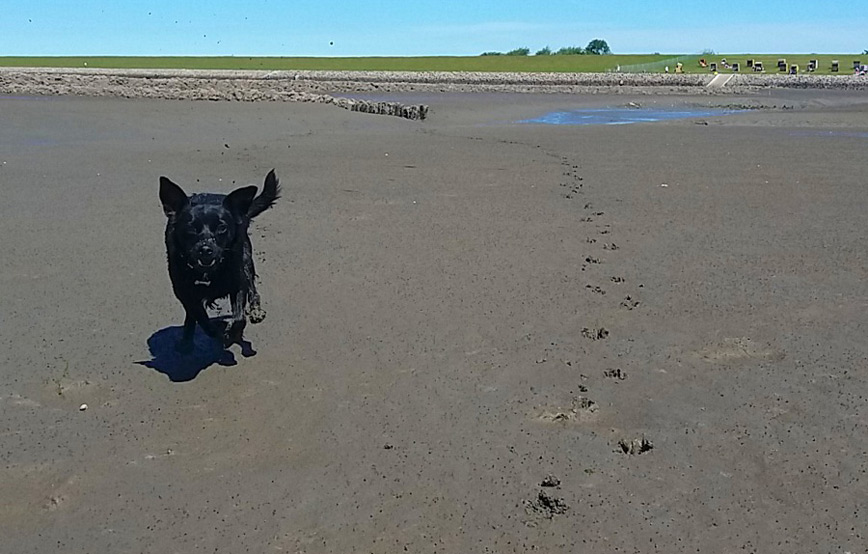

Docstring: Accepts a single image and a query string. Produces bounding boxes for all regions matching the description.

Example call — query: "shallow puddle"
[520,107,740,126]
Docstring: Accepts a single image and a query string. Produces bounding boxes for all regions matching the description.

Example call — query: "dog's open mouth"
[187,258,220,270]
[186,257,221,286]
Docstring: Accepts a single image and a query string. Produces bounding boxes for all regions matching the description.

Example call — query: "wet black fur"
[159,169,280,353]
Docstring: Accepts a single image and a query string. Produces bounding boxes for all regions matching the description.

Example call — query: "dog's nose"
[198,244,213,257]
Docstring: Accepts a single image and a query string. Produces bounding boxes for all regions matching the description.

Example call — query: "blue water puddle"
[520,107,740,126]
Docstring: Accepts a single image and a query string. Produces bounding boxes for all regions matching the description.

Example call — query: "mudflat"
[2,89,867,553]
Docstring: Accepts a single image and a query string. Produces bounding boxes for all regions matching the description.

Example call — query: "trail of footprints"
[557,155,641,318]
[565,158,645,445]
[524,155,650,520]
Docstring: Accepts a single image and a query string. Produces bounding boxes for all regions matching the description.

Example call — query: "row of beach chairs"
[704,58,860,74]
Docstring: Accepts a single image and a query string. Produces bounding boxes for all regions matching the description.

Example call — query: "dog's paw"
[247,304,266,324]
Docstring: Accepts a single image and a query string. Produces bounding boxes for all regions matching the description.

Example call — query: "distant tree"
[585,39,611,55]
[535,46,552,56]
[555,46,585,55]
[701,48,716,56]
[506,47,530,56]
[481,51,503,56]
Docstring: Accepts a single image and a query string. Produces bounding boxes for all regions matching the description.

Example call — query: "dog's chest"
[197,278,233,301]
[167,255,236,299]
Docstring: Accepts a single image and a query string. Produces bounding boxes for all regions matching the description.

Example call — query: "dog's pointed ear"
[265,169,278,190]
[224,185,258,217]
[159,177,189,218]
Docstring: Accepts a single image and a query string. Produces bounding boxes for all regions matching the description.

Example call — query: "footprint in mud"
[582,256,601,269]
[537,396,598,423]
[45,495,66,512]
[697,337,785,363]
[602,243,619,251]
[524,489,569,520]
[558,159,584,198]
[42,475,79,512]
[611,276,625,283]
[617,436,653,455]
[603,368,628,380]
[620,296,640,310]
[585,284,606,295]
[581,327,609,341]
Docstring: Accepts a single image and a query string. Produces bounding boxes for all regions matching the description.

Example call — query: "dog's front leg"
[182,299,220,339]
[224,291,247,347]
[176,310,197,354]
[176,300,220,353]
[246,282,266,324]
[245,255,266,324]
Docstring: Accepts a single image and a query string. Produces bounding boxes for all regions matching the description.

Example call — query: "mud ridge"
[0,69,429,120]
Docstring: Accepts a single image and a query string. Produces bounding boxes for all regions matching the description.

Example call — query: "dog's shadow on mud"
[136,318,256,382]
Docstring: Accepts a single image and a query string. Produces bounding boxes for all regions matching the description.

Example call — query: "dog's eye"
[217,224,229,234]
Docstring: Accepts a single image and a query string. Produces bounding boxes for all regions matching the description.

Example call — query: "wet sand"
[1,89,867,553]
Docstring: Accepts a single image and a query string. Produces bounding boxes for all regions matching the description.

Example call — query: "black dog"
[159,170,280,353]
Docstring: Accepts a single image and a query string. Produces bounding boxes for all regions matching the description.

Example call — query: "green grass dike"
[0,54,860,75]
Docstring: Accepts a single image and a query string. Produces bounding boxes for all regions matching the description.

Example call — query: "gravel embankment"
[2,67,866,120]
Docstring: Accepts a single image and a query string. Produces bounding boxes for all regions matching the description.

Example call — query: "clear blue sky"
[1,1,862,56]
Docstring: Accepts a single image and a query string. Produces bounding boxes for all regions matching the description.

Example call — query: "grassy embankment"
[0,54,858,75]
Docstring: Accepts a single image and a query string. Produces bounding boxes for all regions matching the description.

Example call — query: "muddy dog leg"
[243,243,266,324]
[246,278,266,324]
